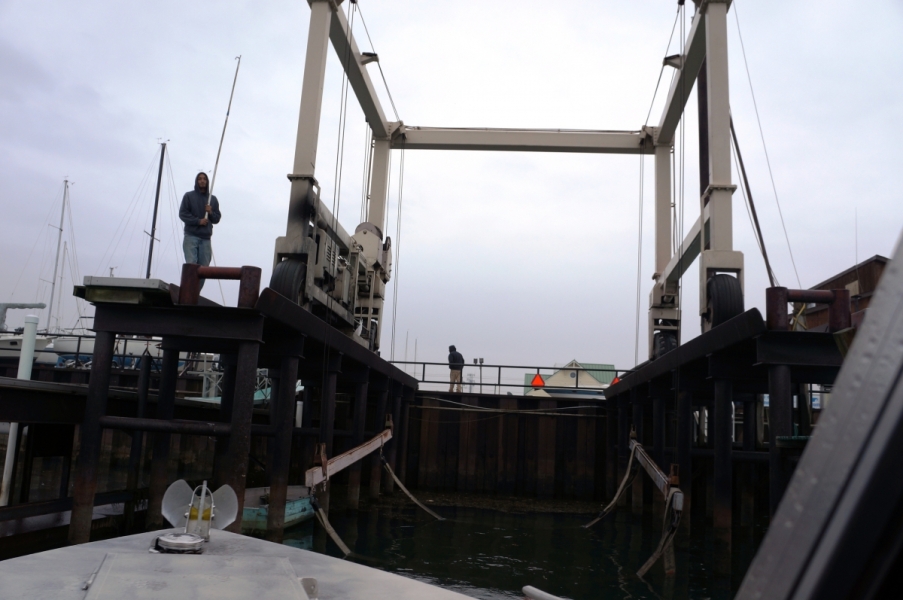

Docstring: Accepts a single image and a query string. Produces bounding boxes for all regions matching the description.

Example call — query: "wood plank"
[305,429,392,487]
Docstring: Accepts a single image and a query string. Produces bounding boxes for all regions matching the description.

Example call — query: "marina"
[1,1,903,599]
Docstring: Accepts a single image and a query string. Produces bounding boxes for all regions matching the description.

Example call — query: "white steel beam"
[292,1,333,178]
[703,1,734,253]
[663,209,706,284]
[391,126,652,154]
[277,0,332,257]
[324,1,390,139]
[366,138,391,235]
[655,8,706,146]
[654,145,672,276]
[305,428,392,488]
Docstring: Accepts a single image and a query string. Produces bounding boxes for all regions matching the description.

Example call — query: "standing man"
[179,172,221,289]
[448,345,465,393]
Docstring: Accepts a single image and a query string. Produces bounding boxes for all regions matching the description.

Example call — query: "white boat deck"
[0,528,475,599]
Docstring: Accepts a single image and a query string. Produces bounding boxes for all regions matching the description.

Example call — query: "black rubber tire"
[653,331,678,359]
[707,273,744,327]
[270,258,307,305]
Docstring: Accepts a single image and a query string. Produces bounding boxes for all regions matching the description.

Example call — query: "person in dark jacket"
[448,345,465,392]
[179,172,221,289]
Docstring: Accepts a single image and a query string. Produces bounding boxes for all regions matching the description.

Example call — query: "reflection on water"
[281,505,765,599]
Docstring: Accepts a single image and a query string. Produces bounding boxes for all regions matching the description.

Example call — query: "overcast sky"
[2,0,901,377]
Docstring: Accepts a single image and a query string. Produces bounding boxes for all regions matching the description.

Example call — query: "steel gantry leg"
[273,0,332,266]
[649,142,679,359]
[352,136,393,351]
[699,0,743,331]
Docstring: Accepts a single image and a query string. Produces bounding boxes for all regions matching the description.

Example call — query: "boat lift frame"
[281,0,741,358]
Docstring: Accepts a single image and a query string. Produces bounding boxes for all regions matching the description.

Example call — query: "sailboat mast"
[46,179,67,332]
[146,142,167,279]
[56,242,67,330]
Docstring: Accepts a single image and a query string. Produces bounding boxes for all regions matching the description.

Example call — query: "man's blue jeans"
[183,235,212,289]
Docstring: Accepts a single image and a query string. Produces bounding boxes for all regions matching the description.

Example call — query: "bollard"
[0,315,39,506]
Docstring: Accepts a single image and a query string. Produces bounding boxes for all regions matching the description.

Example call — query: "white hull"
[0,334,52,360]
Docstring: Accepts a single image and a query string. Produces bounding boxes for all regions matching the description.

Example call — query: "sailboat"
[0,180,74,363]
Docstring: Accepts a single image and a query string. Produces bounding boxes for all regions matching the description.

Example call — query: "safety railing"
[1,333,237,371]
[389,360,630,396]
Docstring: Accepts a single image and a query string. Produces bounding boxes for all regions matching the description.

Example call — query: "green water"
[282,505,764,599]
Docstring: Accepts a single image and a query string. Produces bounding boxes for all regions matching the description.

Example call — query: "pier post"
[369,379,388,498]
[713,379,733,576]
[652,392,666,517]
[768,364,793,515]
[223,341,261,532]
[631,389,644,513]
[68,330,116,544]
[740,394,757,526]
[676,390,692,531]
[212,358,237,486]
[396,389,414,487]
[384,386,405,493]
[347,369,369,509]
[123,352,151,534]
[617,395,629,507]
[145,347,180,531]
[606,397,617,498]
[266,355,300,543]
[317,351,341,514]
[705,405,715,519]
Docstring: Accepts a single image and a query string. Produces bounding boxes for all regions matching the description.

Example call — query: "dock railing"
[389,360,629,395]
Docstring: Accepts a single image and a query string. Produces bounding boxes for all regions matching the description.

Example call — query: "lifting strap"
[381,454,444,521]
[582,444,639,529]
[310,494,352,558]
[636,487,681,578]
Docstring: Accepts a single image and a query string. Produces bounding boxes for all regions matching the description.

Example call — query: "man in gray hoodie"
[448,345,465,392]
[179,172,222,288]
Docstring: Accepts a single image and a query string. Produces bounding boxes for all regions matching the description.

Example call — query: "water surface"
[282,504,764,599]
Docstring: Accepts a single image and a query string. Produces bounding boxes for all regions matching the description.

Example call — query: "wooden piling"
[740,396,757,526]
[384,388,404,493]
[223,341,261,532]
[265,355,299,543]
[616,396,629,507]
[713,379,733,577]
[631,390,644,514]
[768,364,792,515]
[677,391,693,531]
[145,347,180,531]
[606,398,618,499]
[652,394,666,517]
[369,384,388,498]
[123,354,151,534]
[346,374,369,509]
[212,359,237,486]
[68,331,116,544]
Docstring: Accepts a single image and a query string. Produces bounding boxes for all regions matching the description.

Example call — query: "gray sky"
[2,0,902,376]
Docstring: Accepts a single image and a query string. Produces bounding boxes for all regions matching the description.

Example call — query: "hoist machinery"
[273,0,744,361]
